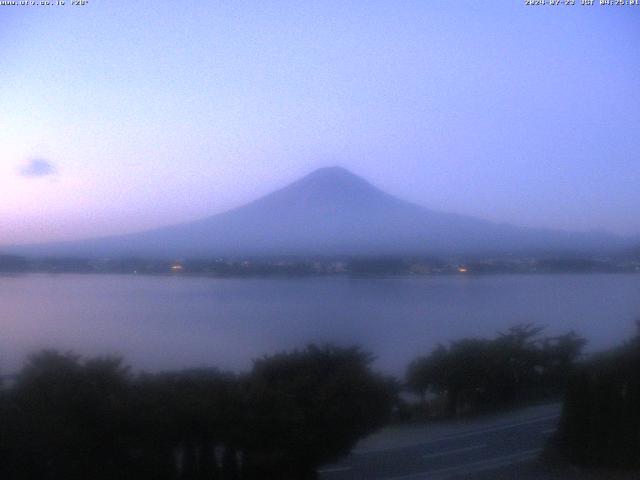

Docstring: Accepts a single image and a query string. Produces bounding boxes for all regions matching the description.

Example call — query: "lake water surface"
[2,273,640,375]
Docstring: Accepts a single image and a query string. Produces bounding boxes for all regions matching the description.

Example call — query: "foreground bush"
[0,345,394,480]
[243,345,394,479]
[406,324,585,417]
[555,330,640,468]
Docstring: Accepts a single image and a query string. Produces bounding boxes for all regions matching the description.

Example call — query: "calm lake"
[2,273,640,376]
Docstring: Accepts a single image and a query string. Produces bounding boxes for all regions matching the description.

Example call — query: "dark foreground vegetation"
[405,325,640,474]
[3,323,640,478]
[0,345,394,480]
[405,324,586,418]
[553,326,640,469]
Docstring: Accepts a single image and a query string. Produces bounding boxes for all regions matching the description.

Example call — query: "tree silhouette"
[555,325,640,468]
[243,344,395,479]
[407,325,585,417]
[2,351,132,480]
[0,345,394,479]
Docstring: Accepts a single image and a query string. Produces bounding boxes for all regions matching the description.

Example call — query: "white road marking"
[432,414,559,442]
[383,448,542,480]
[355,413,559,454]
[318,466,352,473]
[422,444,486,460]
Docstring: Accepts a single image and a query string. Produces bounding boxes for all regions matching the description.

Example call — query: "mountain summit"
[8,167,626,257]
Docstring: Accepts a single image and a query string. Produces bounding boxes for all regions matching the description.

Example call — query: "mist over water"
[2,273,639,375]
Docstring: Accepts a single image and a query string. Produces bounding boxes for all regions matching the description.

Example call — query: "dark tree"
[2,351,132,480]
[407,324,586,417]
[243,344,395,479]
[131,368,242,480]
[555,326,640,468]
[0,345,393,479]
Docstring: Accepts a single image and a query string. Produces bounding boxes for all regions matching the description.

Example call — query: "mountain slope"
[6,167,629,258]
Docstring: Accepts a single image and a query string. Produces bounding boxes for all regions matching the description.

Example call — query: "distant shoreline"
[2,252,640,277]
[2,270,640,280]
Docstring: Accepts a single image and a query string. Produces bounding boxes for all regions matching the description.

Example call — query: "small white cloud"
[19,159,57,177]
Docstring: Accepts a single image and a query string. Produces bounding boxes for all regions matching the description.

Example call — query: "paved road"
[319,404,561,480]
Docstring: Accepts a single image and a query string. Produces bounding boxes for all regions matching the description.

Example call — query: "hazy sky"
[2,1,639,245]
